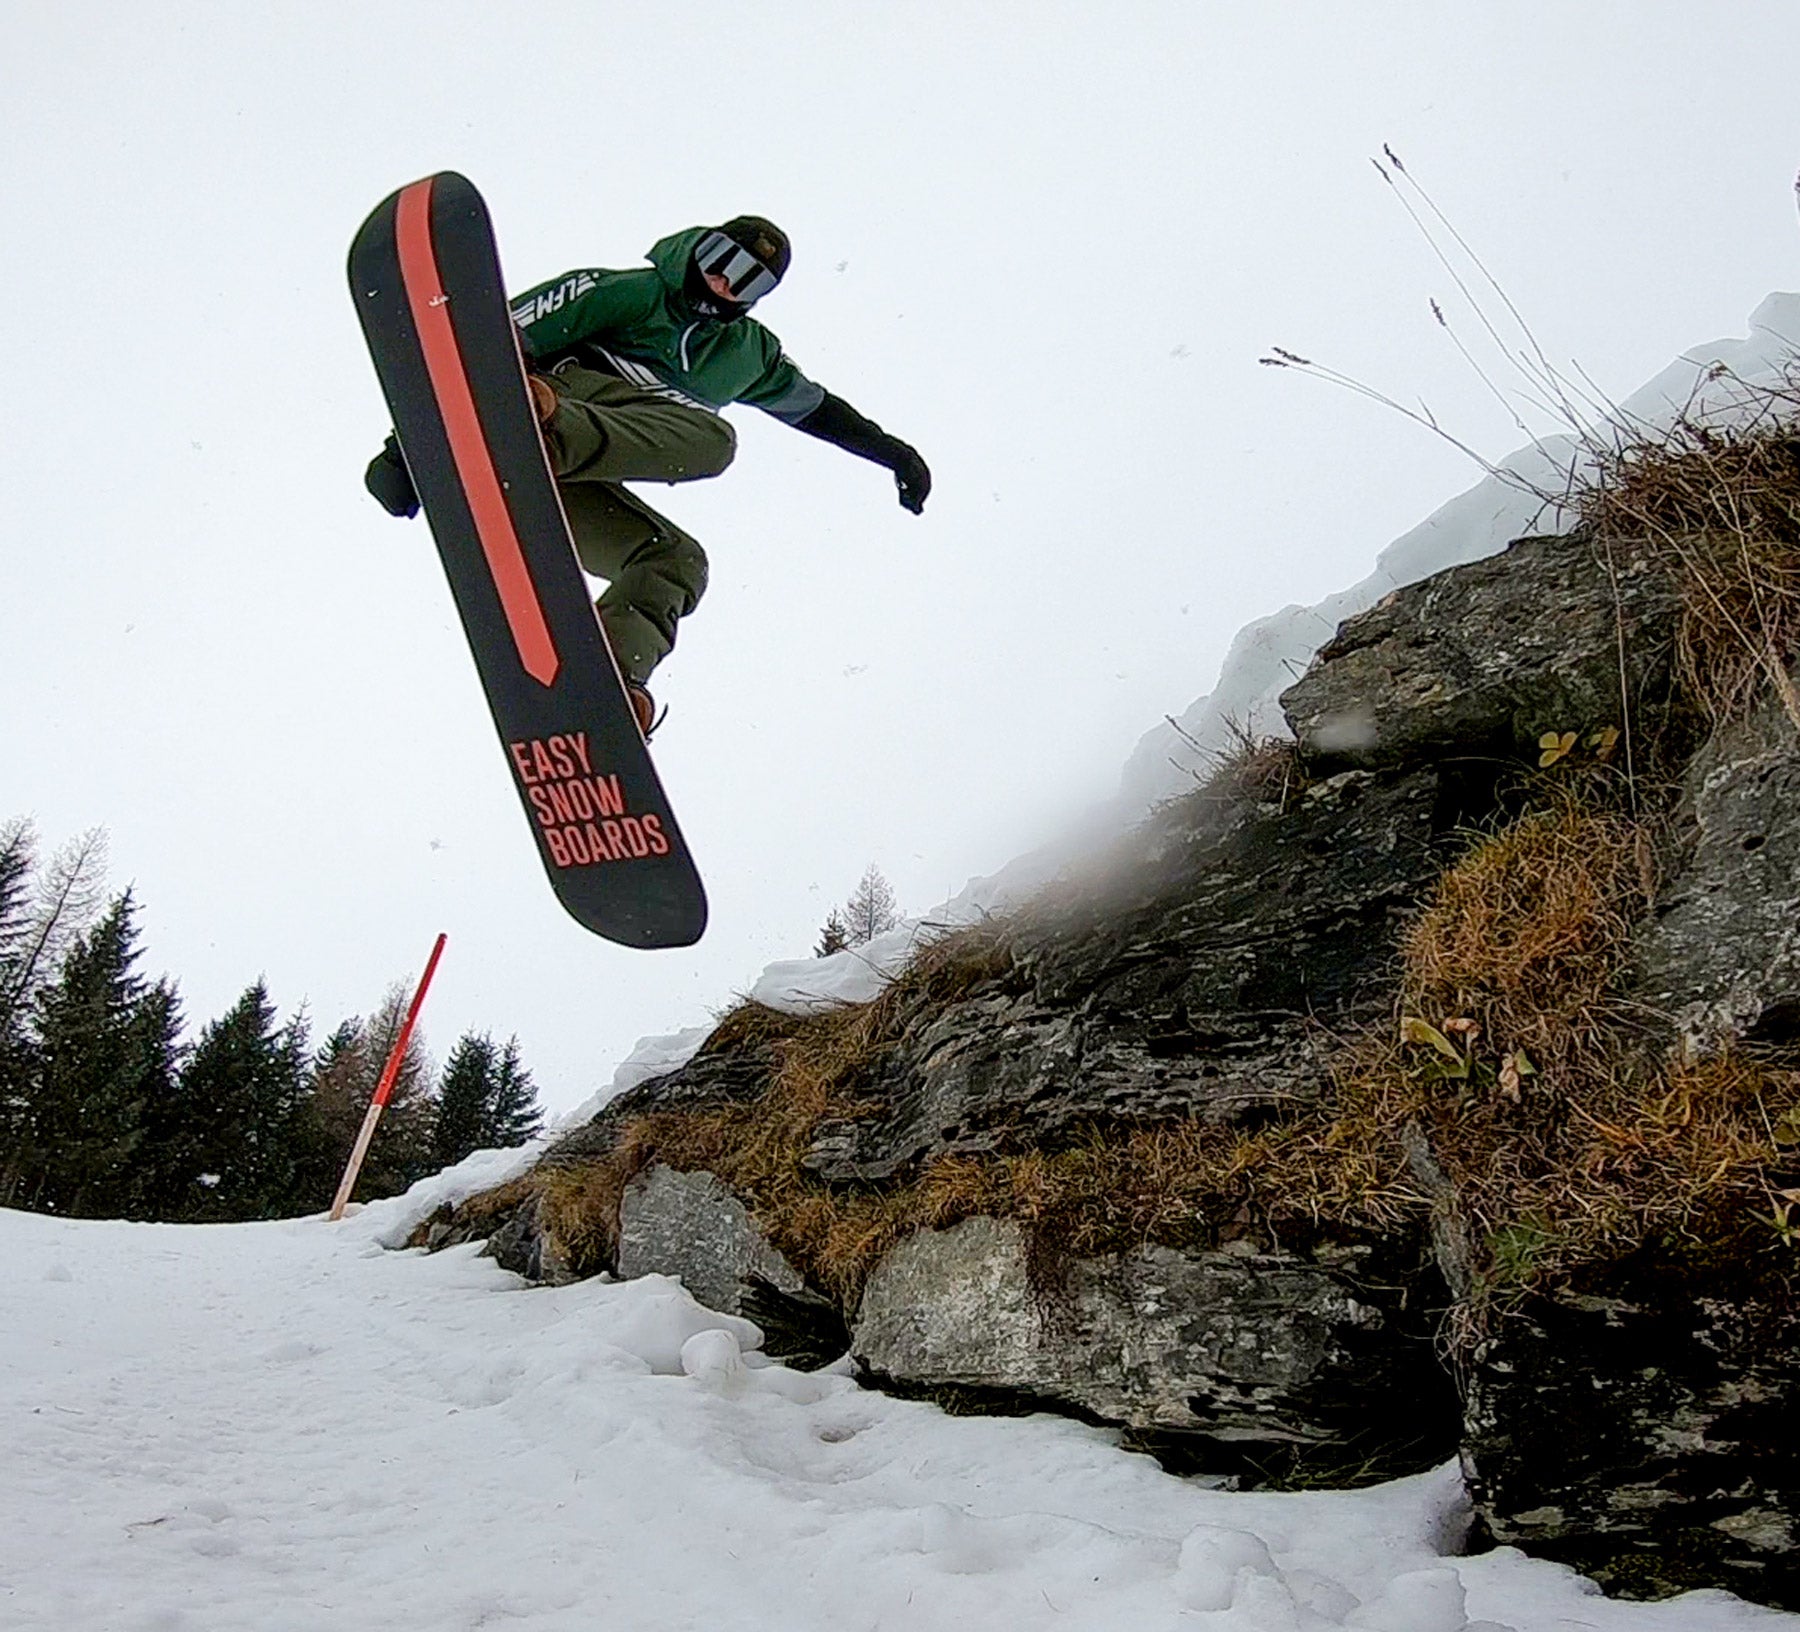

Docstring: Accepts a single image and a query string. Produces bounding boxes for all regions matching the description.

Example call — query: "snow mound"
[7,1198,1784,1628]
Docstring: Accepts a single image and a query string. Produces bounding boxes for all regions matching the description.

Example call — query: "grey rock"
[484,1200,541,1278]
[544,1041,779,1168]
[853,1216,1455,1476]
[1399,1120,1475,1304]
[1462,1274,1800,1609]
[1281,531,1679,772]
[1628,699,1800,1051]
[617,1164,805,1317]
[807,766,1446,1185]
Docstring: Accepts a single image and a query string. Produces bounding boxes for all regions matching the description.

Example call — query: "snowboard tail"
[349,173,706,948]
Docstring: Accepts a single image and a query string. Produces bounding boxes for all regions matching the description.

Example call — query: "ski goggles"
[693,230,781,305]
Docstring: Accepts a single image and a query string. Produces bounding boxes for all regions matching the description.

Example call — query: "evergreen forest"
[0,819,543,1222]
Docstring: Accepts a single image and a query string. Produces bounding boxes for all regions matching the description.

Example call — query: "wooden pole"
[329,932,447,1221]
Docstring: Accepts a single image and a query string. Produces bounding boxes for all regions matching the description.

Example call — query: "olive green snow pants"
[537,363,734,683]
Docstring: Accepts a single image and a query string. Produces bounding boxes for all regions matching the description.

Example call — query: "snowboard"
[348,172,706,949]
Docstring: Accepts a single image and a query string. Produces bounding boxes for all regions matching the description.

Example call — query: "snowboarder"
[364,215,931,734]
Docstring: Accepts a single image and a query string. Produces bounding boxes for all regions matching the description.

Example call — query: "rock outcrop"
[805,764,1447,1187]
[427,525,1800,1611]
[853,1217,1455,1480]
[1627,696,1800,1051]
[1281,529,1679,772]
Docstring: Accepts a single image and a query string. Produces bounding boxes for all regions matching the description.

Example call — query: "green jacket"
[509,228,826,424]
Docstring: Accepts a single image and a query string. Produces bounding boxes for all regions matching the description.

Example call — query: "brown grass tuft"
[1402,800,1648,1074]
[471,921,1018,1301]
[1304,797,1799,1297]
[1572,387,1800,728]
[1200,722,1306,809]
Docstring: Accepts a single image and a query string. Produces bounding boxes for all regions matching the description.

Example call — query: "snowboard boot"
[626,681,659,739]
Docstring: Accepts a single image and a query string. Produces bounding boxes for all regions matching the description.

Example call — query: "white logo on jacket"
[510,272,599,329]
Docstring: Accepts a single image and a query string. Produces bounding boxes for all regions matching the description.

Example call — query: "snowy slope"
[3,1201,1789,1632]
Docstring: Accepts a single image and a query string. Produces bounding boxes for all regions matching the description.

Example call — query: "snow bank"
[6,1202,1787,1630]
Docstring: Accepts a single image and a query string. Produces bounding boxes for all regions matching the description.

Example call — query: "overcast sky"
[4,3,1798,1115]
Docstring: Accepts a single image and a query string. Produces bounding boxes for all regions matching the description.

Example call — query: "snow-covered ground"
[4,1200,1788,1632]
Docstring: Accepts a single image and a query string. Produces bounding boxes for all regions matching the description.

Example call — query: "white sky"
[4,2,1799,1115]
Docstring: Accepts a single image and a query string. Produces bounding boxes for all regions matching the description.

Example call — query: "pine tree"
[123,980,185,1219]
[0,820,35,987]
[25,893,181,1217]
[0,821,38,1189]
[146,980,309,1221]
[840,864,901,946]
[432,1031,496,1170]
[814,909,850,958]
[0,823,111,1207]
[0,826,107,1046]
[488,1036,542,1149]
[433,1031,543,1170]
[261,1009,313,1213]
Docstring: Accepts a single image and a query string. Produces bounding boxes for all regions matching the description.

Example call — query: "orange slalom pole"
[329,932,448,1221]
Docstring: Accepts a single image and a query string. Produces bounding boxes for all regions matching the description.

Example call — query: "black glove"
[365,433,419,518]
[794,392,930,515]
[890,444,931,515]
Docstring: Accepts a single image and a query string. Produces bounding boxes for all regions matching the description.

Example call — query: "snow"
[4,1203,1788,1631]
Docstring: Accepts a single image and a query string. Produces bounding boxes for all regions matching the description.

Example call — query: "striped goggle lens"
[695,230,780,304]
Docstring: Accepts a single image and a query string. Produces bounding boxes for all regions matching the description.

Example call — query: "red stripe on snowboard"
[394,179,560,687]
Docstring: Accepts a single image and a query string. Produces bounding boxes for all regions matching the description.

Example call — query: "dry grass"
[1401,800,1648,1077]
[1571,384,1800,729]
[1201,722,1306,808]
[512,921,1018,1298]
[452,794,1798,1317]
[1158,716,1307,818]
[1278,799,1799,1295]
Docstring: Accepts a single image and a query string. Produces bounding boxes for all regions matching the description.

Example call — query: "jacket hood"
[647,227,712,316]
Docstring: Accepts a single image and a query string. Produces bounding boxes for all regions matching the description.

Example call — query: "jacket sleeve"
[508,268,661,361]
[738,347,828,424]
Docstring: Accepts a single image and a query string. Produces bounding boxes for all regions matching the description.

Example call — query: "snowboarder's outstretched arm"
[789,392,931,515]
[736,348,929,514]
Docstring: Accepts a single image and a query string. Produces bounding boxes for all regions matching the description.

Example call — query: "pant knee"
[663,534,709,613]
[690,416,736,479]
